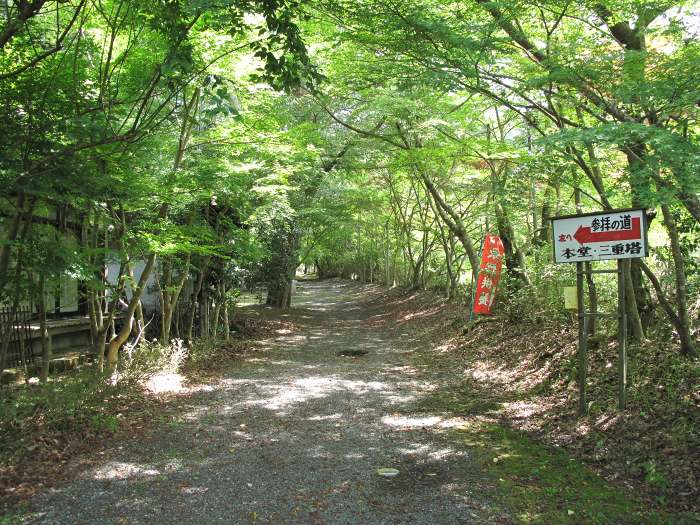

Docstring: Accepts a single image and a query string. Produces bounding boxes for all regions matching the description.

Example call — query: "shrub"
[119,338,189,382]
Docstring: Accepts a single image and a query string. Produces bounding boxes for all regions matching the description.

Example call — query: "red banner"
[472,234,504,315]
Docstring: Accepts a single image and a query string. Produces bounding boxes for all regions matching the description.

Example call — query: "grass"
[0,512,24,525]
[451,421,698,524]
[395,283,700,516]
[409,355,699,524]
[0,369,128,456]
[410,385,682,523]
[0,367,163,515]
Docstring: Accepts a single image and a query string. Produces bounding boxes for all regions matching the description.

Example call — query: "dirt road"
[21,279,506,524]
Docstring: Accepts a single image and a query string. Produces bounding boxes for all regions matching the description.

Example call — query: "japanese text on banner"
[472,234,504,315]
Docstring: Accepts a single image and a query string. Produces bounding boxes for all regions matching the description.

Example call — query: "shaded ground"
[10,280,506,524]
[4,279,695,524]
[354,283,699,521]
[377,284,699,515]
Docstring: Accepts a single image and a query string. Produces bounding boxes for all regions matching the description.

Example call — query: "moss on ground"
[451,421,698,524]
[411,371,699,524]
[404,336,700,525]
[394,285,699,519]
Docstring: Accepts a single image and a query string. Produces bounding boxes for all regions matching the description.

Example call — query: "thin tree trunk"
[625,142,655,324]
[584,262,597,336]
[123,256,145,336]
[639,260,696,356]
[201,287,210,337]
[0,199,34,376]
[221,282,230,343]
[212,298,222,339]
[624,260,645,341]
[266,230,299,308]
[384,220,390,286]
[83,207,98,345]
[106,253,156,371]
[660,204,696,356]
[160,255,191,342]
[38,276,52,383]
[0,191,25,281]
[490,166,530,286]
[96,264,126,373]
[418,170,479,278]
[187,256,210,341]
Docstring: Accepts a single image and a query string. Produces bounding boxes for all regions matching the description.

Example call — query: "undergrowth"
[0,306,283,513]
[454,422,698,524]
[0,335,235,511]
[0,370,131,459]
[455,320,699,513]
[366,283,700,517]
[0,335,229,466]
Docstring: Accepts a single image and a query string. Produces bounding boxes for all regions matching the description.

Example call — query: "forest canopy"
[1,0,699,379]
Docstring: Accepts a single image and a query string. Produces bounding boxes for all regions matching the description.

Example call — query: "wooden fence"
[0,306,34,370]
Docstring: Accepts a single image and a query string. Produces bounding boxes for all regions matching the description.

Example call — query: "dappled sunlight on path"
[22,279,506,525]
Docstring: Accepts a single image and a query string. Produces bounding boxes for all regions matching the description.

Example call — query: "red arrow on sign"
[574,217,641,244]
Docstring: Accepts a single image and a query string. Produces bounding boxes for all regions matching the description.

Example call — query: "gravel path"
[22,280,507,524]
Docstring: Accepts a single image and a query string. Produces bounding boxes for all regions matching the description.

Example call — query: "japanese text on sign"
[551,208,647,263]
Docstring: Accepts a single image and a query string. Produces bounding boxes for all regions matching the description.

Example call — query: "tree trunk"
[85,206,99,345]
[441,232,455,299]
[418,170,479,279]
[201,286,210,338]
[625,142,655,323]
[38,276,52,383]
[0,200,34,376]
[186,256,210,341]
[221,282,230,343]
[266,278,292,308]
[124,257,145,337]
[265,229,299,308]
[384,220,390,286]
[494,201,530,286]
[584,262,597,336]
[106,253,156,371]
[536,181,558,245]
[410,262,422,290]
[212,299,222,339]
[159,255,191,343]
[660,204,696,356]
[95,326,109,372]
[639,260,696,356]
[490,167,530,286]
[623,260,645,341]
[0,191,25,282]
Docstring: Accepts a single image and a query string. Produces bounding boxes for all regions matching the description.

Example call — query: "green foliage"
[0,0,698,452]
[185,337,230,365]
[642,460,670,494]
[454,423,691,524]
[0,369,125,453]
[1,0,698,516]
[90,414,120,433]
[121,339,190,380]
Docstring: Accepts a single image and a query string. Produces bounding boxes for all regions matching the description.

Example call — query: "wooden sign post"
[551,208,648,415]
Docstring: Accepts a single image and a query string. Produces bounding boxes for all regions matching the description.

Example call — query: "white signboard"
[552,208,648,263]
